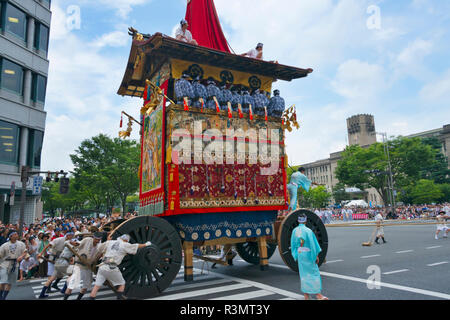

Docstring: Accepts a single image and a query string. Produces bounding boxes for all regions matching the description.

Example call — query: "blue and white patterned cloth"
[252,90,269,116]
[192,81,208,108]
[268,94,285,117]
[165,211,278,241]
[241,91,255,113]
[175,78,195,104]
[230,91,243,111]
[206,83,221,110]
[219,87,233,108]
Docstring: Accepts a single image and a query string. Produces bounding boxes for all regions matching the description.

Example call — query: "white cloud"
[420,69,450,103]
[42,2,141,172]
[99,0,150,19]
[397,38,433,66]
[215,0,372,69]
[91,31,130,49]
[331,59,386,101]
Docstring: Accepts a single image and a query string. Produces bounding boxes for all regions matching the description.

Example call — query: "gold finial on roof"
[281,105,300,132]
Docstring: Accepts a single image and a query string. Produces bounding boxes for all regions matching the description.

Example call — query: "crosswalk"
[31,267,302,300]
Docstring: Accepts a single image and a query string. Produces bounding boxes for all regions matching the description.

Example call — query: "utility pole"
[376,132,396,213]
[18,166,29,238]
[18,167,69,238]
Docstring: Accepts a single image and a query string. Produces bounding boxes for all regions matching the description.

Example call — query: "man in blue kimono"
[288,167,318,212]
[291,214,328,300]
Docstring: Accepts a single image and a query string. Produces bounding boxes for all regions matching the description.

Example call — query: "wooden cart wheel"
[100,219,127,242]
[101,219,126,232]
[277,209,328,272]
[110,216,182,299]
[235,241,278,265]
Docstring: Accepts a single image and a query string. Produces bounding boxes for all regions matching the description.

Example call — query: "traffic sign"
[32,176,43,195]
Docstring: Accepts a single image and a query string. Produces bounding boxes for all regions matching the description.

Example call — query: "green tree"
[309,186,332,208]
[335,144,388,204]
[70,134,140,216]
[409,179,443,204]
[438,184,450,203]
[41,177,86,216]
[389,137,435,188]
[42,181,62,217]
[420,137,450,184]
[332,182,353,204]
[335,137,438,205]
[299,185,331,208]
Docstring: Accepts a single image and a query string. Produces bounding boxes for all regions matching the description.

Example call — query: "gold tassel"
[166,144,172,164]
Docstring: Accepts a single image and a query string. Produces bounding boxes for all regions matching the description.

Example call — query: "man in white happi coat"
[374,212,387,244]
[89,234,151,300]
[37,232,75,298]
[0,231,27,300]
[63,232,103,300]
[435,211,449,240]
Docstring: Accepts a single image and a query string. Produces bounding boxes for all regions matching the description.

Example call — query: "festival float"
[109,0,328,299]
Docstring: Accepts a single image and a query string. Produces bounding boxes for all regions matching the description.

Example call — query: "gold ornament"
[281,105,300,132]
[118,111,141,139]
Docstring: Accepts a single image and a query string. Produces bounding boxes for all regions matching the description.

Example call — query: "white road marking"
[210,289,274,300]
[395,250,414,254]
[149,283,249,300]
[382,269,409,275]
[198,268,304,300]
[164,278,232,293]
[361,254,381,259]
[325,259,344,264]
[269,263,450,300]
[426,246,442,249]
[42,289,114,300]
[427,262,448,267]
[32,268,301,301]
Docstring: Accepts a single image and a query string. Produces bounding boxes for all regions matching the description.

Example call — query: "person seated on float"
[241,43,264,60]
[175,19,198,45]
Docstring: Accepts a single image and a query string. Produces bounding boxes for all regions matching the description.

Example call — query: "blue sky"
[42,0,450,171]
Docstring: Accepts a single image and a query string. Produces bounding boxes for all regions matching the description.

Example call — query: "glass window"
[27,129,44,167]
[1,58,24,95]
[0,120,20,164]
[34,22,49,52]
[4,3,27,40]
[0,2,3,29]
[32,73,47,103]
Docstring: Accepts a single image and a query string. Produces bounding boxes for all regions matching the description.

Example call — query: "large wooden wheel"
[110,216,182,299]
[277,209,328,272]
[235,241,277,265]
[100,219,126,242]
[101,219,126,232]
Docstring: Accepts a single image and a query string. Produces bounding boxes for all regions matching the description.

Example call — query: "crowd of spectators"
[310,203,450,223]
[0,211,138,281]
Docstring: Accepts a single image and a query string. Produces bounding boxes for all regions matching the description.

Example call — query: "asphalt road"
[6,224,450,300]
